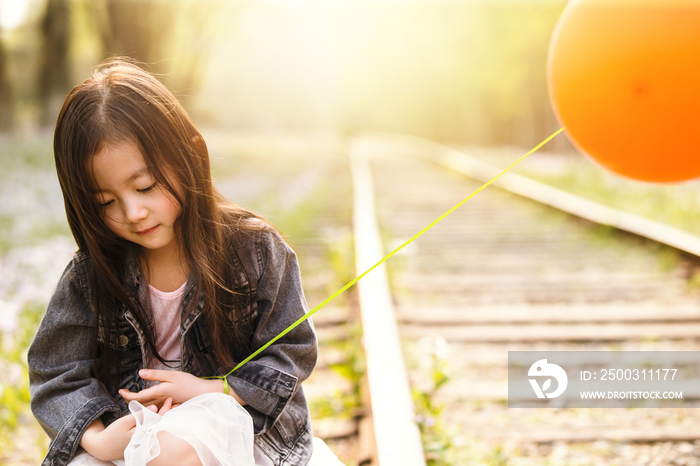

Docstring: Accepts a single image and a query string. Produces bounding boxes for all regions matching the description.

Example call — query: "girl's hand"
[79,398,173,461]
[80,415,135,461]
[119,369,244,407]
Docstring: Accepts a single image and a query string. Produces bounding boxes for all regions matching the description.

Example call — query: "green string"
[213,128,565,383]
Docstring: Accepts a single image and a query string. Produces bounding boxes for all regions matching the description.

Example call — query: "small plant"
[516,155,700,236]
[486,446,509,466]
[686,268,700,292]
[0,370,31,432]
[322,227,356,297]
[0,303,49,460]
[411,335,457,466]
[409,335,514,466]
[309,323,366,420]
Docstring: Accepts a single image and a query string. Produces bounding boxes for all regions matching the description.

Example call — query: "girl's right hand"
[79,397,173,461]
[80,414,137,462]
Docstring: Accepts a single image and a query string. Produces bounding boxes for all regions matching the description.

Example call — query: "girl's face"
[91,139,182,257]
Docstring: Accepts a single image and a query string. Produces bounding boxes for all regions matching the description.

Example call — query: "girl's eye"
[98,199,114,208]
[138,182,157,193]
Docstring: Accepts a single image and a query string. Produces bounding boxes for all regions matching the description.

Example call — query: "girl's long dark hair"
[53,57,265,391]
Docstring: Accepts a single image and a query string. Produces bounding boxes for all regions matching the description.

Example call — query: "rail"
[349,139,427,466]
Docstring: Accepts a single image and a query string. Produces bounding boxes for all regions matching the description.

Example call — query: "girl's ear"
[191,135,208,158]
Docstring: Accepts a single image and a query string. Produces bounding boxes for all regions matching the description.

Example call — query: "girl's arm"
[28,255,123,466]
[79,398,174,461]
[79,416,134,461]
[222,229,318,432]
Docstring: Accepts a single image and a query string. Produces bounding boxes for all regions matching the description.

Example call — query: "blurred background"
[0,0,571,149]
[5,1,700,465]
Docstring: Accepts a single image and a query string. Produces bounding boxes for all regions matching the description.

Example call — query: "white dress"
[68,393,345,466]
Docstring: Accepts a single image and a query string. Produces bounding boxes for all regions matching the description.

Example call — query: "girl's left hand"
[119,369,223,408]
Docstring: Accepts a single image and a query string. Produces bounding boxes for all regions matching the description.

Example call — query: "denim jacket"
[28,225,318,466]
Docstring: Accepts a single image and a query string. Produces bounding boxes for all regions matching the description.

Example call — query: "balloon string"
[212,127,565,382]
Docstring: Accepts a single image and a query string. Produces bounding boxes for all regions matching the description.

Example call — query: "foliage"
[4,1,573,148]
[322,227,355,298]
[513,154,700,236]
[309,324,366,421]
[310,227,364,420]
[0,135,66,461]
[409,336,521,466]
[412,335,458,466]
[0,304,48,461]
[0,135,70,254]
[2,0,236,129]
[191,1,572,147]
[336,1,567,147]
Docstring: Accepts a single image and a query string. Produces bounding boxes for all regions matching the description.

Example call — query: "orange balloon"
[547,0,700,182]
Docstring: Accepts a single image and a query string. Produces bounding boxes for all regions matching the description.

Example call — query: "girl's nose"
[123,198,148,223]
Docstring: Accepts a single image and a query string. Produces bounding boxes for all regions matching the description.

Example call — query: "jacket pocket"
[272,402,307,448]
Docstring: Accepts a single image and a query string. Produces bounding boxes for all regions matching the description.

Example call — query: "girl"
[28,58,341,466]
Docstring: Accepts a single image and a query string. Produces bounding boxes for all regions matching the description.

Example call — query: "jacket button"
[119,335,129,348]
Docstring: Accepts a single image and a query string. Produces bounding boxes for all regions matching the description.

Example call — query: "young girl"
[28,58,342,466]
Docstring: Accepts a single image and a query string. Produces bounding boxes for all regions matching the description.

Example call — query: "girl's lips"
[136,225,159,236]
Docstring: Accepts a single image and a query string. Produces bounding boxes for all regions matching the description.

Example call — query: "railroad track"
[219,133,700,465]
[351,134,700,465]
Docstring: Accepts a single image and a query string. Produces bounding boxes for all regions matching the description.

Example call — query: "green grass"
[0,304,49,462]
[470,148,700,236]
[406,336,522,466]
[537,170,700,232]
[0,135,65,462]
[309,323,365,421]
[0,135,56,172]
[0,135,71,254]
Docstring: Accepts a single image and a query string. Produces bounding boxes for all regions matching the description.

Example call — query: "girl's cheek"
[103,209,124,228]
[101,208,115,223]
[164,188,182,209]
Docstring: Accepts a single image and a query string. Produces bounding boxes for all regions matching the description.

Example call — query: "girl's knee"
[150,431,202,466]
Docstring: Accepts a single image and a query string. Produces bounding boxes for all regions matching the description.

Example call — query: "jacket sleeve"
[227,229,318,433]
[28,255,121,466]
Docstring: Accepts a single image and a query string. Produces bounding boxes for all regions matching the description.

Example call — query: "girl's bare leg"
[148,432,203,466]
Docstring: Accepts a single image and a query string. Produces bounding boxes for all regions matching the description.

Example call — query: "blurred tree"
[0,35,13,131]
[334,1,569,148]
[88,0,218,107]
[98,0,176,65]
[38,0,72,126]
[31,0,221,128]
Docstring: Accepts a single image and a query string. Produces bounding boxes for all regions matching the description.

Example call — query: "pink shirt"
[148,281,187,369]
[147,280,275,465]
